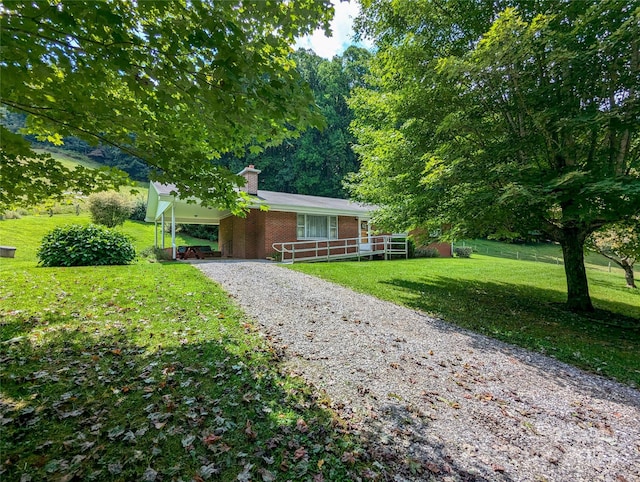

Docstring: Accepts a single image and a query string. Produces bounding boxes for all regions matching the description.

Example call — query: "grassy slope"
[32,147,150,192]
[290,257,640,387]
[32,147,104,170]
[0,216,378,481]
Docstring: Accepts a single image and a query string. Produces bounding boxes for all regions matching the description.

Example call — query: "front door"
[359,219,371,251]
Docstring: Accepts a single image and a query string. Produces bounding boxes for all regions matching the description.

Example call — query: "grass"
[0,213,215,266]
[32,147,104,170]
[289,256,640,387]
[457,238,622,273]
[0,216,381,481]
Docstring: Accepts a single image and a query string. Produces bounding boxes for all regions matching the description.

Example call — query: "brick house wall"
[263,211,297,259]
[338,216,359,239]
[220,210,362,259]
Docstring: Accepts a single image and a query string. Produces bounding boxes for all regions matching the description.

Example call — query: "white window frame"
[297,214,338,240]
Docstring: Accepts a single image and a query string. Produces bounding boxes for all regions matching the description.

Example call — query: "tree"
[1,0,332,210]
[349,0,640,312]
[221,46,372,198]
[588,221,639,289]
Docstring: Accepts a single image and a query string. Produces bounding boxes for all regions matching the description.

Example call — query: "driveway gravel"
[197,261,640,482]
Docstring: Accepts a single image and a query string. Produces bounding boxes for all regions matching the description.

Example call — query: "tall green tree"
[349,0,640,312]
[222,46,372,198]
[1,0,332,210]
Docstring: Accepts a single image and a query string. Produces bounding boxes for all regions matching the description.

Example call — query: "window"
[297,214,338,240]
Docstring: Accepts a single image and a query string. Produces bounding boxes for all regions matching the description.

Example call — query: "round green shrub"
[129,198,147,221]
[88,191,132,228]
[37,224,136,267]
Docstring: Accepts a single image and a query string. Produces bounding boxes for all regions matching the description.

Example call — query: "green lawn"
[0,213,214,266]
[456,238,623,273]
[290,257,640,387]
[0,216,378,481]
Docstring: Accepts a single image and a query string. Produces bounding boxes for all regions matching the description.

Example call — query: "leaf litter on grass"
[0,264,383,481]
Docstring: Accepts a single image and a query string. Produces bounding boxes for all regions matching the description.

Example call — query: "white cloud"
[295,0,365,59]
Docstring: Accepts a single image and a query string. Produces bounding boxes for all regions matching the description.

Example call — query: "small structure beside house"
[145,166,379,260]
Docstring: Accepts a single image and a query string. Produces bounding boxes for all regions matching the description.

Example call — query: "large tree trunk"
[622,261,637,289]
[560,229,594,312]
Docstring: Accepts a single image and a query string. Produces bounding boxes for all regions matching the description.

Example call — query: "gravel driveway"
[197,261,640,482]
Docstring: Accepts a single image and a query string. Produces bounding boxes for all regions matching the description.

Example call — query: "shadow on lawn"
[0,267,527,482]
[0,315,378,481]
[380,276,640,395]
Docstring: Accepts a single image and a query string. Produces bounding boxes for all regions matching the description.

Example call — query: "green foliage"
[406,237,416,258]
[1,1,333,210]
[178,224,218,242]
[454,247,473,258]
[88,191,133,228]
[415,247,440,258]
[221,47,372,198]
[37,224,136,266]
[588,220,639,288]
[349,0,640,312]
[129,198,148,222]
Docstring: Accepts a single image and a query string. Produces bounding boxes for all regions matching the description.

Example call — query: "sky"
[294,0,367,59]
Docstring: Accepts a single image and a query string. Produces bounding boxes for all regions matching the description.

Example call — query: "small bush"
[2,210,22,219]
[88,191,132,227]
[454,246,473,258]
[139,246,172,262]
[269,251,283,261]
[129,198,147,221]
[178,224,219,241]
[406,238,416,258]
[415,247,441,258]
[38,224,136,266]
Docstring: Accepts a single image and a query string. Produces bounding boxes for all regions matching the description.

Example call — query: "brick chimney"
[238,165,261,195]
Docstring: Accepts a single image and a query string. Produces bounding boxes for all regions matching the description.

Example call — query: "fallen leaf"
[258,468,276,482]
[237,463,253,482]
[293,447,307,461]
[296,418,308,433]
[142,467,158,481]
[341,452,356,464]
[245,420,257,440]
[203,434,221,445]
[182,434,196,448]
[199,463,219,479]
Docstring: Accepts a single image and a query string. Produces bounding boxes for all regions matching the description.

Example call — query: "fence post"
[384,236,388,260]
[608,262,611,273]
[292,245,295,263]
[517,251,519,260]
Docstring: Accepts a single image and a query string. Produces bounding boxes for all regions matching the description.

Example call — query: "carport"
[145,182,229,259]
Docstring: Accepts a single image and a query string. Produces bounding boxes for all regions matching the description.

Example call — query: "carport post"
[171,203,176,260]
[161,213,165,249]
